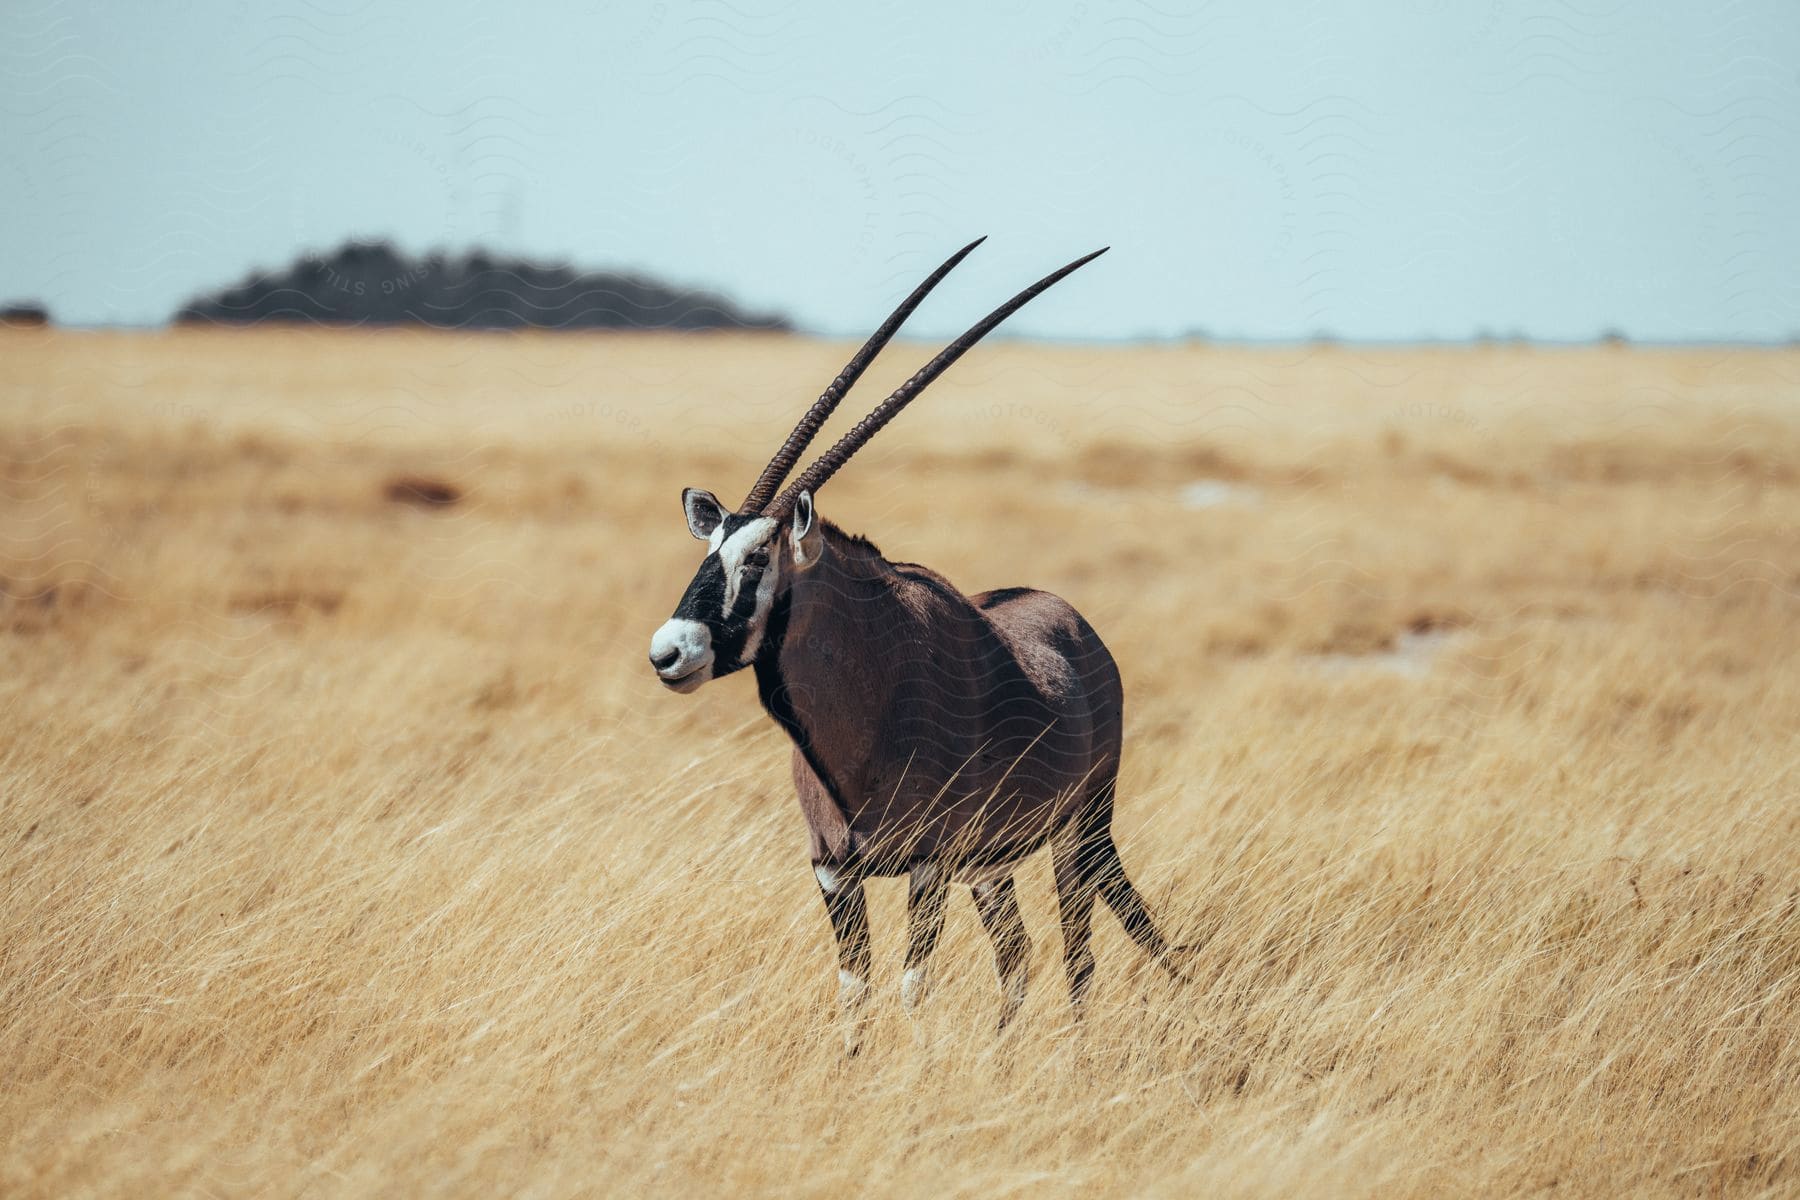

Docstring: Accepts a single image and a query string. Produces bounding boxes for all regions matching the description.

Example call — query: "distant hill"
[0,303,50,328]
[174,242,791,332]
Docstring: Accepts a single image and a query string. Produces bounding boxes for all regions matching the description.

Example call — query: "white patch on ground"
[1060,479,1262,509]
[1306,629,1464,679]
[1177,479,1261,509]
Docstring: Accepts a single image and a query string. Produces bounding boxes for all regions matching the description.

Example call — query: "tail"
[1093,842,1200,981]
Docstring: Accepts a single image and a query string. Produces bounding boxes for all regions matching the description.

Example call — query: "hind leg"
[901,862,949,1017]
[971,875,1031,1032]
[1051,821,1102,1012]
[1058,789,1187,998]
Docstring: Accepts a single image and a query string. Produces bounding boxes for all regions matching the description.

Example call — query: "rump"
[973,586,1124,782]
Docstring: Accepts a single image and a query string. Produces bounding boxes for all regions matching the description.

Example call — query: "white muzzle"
[649,619,714,692]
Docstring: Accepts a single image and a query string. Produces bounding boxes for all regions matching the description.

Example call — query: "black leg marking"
[1051,824,1100,1011]
[972,875,1031,1031]
[816,864,872,1054]
[901,863,949,1013]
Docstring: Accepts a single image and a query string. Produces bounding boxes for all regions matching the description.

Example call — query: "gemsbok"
[648,240,1187,1051]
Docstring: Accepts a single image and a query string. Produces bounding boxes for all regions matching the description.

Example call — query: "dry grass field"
[3,327,1798,1197]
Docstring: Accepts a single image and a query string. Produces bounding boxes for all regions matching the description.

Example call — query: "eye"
[744,550,770,570]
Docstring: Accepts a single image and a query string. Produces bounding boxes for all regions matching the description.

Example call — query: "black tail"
[1069,789,1191,980]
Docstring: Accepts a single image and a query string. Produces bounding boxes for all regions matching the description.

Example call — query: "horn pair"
[742,240,1108,521]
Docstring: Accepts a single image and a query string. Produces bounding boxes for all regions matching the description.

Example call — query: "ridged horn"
[764,247,1108,520]
[739,237,987,513]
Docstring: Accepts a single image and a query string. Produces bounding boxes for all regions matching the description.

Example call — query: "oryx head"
[649,238,1107,692]
[646,488,817,693]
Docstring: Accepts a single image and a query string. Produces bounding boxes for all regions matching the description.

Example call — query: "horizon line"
[8,319,1799,351]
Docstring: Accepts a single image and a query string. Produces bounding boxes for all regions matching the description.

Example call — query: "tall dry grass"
[2,328,1797,1197]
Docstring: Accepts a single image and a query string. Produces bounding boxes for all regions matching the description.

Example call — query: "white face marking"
[735,567,779,664]
[717,517,777,611]
[714,517,781,666]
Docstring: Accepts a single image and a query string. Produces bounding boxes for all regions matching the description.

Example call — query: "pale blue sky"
[4,0,1797,340]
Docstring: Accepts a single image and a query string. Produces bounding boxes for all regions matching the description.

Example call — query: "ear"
[789,491,823,567]
[682,487,726,541]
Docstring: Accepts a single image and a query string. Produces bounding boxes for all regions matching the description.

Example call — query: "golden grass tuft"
[2,329,1797,1196]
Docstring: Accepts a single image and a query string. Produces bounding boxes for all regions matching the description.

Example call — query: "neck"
[752,522,901,808]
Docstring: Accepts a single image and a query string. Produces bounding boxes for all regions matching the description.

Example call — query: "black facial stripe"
[672,553,728,623]
[730,571,763,619]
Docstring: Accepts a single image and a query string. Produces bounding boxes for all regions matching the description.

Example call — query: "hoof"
[1157,940,1206,982]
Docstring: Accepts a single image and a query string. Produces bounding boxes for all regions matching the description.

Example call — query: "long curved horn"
[764,247,1108,520]
[738,237,988,513]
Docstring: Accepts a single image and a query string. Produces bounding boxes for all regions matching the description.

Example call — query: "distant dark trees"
[0,303,50,328]
[175,241,791,332]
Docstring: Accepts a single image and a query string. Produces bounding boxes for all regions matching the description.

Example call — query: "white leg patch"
[838,969,870,1008]
[814,863,841,895]
[901,966,930,1012]
[838,969,871,1057]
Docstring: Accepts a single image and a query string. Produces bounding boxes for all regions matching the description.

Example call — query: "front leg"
[901,862,949,1016]
[972,875,1031,1032]
[815,862,872,1056]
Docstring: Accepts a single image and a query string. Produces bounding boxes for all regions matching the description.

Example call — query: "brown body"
[763,522,1122,876]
